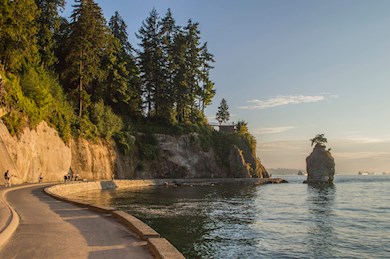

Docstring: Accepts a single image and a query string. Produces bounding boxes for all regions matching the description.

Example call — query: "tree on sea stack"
[306,133,335,184]
[216,98,230,125]
[310,133,328,147]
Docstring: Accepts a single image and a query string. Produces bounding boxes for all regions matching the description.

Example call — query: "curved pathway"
[0,184,152,258]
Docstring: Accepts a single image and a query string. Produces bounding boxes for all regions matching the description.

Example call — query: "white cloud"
[238,95,325,109]
[253,126,296,135]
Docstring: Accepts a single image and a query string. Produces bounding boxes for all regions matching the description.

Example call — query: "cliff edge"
[0,119,267,184]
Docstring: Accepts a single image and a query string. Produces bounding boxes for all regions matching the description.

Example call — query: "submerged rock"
[305,144,335,184]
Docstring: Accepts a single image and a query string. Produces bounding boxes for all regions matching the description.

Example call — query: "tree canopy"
[0,1,217,141]
[216,98,230,125]
[310,134,328,147]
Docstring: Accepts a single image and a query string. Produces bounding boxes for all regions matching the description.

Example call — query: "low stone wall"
[49,178,270,196]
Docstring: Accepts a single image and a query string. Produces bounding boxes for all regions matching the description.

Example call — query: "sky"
[63,0,390,174]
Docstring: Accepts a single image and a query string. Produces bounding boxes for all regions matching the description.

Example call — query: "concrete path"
[0,184,153,259]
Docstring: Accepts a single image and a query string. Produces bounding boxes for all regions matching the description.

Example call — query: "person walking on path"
[4,170,10,187]
[38,173,43,183]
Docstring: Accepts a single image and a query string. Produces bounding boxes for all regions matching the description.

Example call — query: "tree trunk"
[79,50,83,117]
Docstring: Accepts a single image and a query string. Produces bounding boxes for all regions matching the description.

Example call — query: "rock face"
[0,119,268,184]
[69,138,116,180]
[117,133,267,179]
[0,121,71,185]
[306,144,335,184]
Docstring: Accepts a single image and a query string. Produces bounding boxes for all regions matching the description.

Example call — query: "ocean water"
[68,175,390,258]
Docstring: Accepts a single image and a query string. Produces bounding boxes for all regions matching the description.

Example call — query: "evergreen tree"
[184,20,202,122]
[62,0,112,117]
[136,8,165,118]
[198,42,215,114]
[172,31,188,123]
[108,11,142,118]
[35,0,65,68]
[173,19,215,123]
[54,17,71,81]
[109,11,132,55]
[158,9,179,121]
[0,0,39,72]
[216,98,230,125]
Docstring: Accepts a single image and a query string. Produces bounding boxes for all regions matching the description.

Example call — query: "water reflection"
[101,185,259,258]
[306,184,336,258]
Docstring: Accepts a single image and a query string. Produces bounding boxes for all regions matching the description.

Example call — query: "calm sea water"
[68,175,390,258]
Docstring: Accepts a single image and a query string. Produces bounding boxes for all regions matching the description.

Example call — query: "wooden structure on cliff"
[209,123,237,133]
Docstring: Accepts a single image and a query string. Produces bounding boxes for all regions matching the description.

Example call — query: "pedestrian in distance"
[4,170,10,187]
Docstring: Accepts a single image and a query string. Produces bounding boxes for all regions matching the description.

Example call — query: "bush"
[90,101,123,140]
[2,110,25,136]
[136,133,159,160]
[1,68,74,141]
[114,130,136,155]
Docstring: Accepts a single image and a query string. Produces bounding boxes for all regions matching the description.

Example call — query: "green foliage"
[236,120,249,135]
[1,2,218,150]
[137,9,215,123]
[136,133,160,160]
[60,0,113,117]
[216,98,230,125]
[90,101,123,140]
[2,72,42,130]
[2,110,25,136]
[114,130,136,155]
[311,133,327,147]
[35,0,66,68]
[0,0,39,72]
[1,67,74,141]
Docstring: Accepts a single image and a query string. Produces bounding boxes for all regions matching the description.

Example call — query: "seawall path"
[0,184,153,258]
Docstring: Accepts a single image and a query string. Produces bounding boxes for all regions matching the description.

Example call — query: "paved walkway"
[0,184,153,258]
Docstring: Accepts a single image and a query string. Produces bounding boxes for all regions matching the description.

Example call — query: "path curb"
[0,183,50,248]
[0,187,19,248]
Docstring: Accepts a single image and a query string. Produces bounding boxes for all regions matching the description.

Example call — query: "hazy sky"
[64,0,390,174]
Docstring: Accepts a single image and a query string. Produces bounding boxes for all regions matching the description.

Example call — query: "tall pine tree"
[137,8,165,118]
[0,0,39,72]
[35,0,65,68]
[108,11,142,118]
[216,98,230,125]
[62,0,111,117]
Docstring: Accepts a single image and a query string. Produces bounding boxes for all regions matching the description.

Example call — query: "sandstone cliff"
[0,121,71,184]
[306,144,335,184]
[0,120,267,185]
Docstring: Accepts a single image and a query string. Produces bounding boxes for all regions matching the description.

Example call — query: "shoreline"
[0,178,285,258]
[45,178,285,257]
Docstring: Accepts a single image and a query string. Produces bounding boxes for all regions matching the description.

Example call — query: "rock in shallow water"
[305,144,335,184]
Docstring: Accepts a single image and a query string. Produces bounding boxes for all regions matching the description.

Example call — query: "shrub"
[1,68,74,141]
[90,101,123,140]
[136,133,159,160]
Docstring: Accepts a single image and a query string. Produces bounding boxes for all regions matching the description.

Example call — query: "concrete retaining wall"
[49,178,270,196]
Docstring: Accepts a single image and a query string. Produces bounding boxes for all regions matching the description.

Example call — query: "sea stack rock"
[306,144,335,184]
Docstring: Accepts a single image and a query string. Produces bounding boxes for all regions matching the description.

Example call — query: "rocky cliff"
[306,144,335,184]
[0,120,267,185]
[0,121,71,184]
